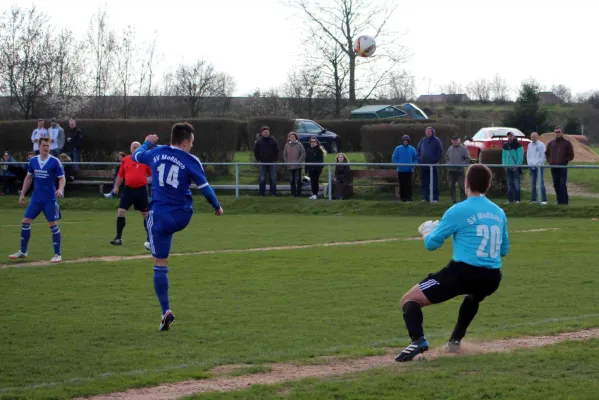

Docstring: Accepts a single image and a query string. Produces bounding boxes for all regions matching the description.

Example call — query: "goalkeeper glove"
[418,220,439,237]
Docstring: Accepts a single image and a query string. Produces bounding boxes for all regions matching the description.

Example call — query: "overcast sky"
[2,0,596,98]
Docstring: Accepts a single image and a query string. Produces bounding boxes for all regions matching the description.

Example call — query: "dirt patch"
[1,228,560,270]
[538,133,599,163]
[78,327,599,400]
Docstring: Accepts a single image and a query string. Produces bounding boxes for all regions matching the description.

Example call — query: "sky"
[2,0,597,98]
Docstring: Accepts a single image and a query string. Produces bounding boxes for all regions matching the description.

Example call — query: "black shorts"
[418,260,502,304]
[118,186,149,212]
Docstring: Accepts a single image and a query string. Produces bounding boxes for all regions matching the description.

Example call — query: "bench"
[351,169,400,198]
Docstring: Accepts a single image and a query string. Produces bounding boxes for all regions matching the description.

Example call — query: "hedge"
[0,119,242,169]
[361,123,509,194]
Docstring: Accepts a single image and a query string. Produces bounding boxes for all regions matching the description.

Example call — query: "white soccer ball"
[353,35,376,57]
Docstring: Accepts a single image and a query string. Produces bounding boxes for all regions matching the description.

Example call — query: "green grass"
[1,210,599,399]
[190,340,599,400]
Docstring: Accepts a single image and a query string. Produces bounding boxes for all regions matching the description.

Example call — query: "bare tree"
[170,60,235,118]
[114,26,138,118]
[0,5,53,119]
[440,81,465,104]
[87,7,116,117]
[289,0,404,105]
[374,70,415,103]
[467,78,491,103]
[551,84,572,104]
[284,66,325,118]
[490,73,510,103]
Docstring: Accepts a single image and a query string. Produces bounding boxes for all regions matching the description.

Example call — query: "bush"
[316,118,435,152]
[0,119,242,167]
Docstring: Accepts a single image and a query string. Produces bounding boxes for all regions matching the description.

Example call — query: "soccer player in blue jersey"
[9,137,65,263]
[395,164,509,362]
[132,122,223,331]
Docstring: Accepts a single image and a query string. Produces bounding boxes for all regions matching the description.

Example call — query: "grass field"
[1,200,599,399]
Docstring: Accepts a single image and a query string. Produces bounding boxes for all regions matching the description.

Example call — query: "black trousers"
[289,169,302,196]
[308,169,322,196]
[397,172,412,201]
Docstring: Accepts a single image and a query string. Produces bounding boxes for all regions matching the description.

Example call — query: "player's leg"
[395,261,463,362]
[42,200,62,262]
[9,201,42,259]
[134,186,151,250]
[447,267,502,352]
[142,211,150,250]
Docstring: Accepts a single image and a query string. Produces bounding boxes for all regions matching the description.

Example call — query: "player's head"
[171,122,195,153]
[38,137,50,156]
[465,164,492,196]
[130,141,141,154]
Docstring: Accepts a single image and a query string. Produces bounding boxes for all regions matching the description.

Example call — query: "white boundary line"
[0,228,561,270]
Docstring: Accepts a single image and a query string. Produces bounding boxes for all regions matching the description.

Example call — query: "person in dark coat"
[305,136,326,199]
[333,153,352,200]
[253,126,280,196]
[417,126,443,202]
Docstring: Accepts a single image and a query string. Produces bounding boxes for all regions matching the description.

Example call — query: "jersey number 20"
[157,163,179,189]
[476,225,501,258]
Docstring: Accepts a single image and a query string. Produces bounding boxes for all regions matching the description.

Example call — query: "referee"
[110,141,152,250]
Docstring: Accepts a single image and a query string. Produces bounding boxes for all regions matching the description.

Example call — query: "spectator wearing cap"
[416,126,443,202]
[502,131,524,204]
[31,119,48,155]
[445,135,471,203]
[392,135,418,202]
[48,118,65,157]
[253,125,280,196]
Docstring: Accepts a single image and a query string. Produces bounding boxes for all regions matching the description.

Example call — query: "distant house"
[417,93,471,103]
[538,92,561,105]
[350,105,407,120]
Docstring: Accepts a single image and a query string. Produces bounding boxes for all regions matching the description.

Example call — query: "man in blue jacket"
[417,127,443,202]
[392,135,418,202]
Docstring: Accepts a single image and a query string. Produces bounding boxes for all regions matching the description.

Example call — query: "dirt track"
[78,327,599,400]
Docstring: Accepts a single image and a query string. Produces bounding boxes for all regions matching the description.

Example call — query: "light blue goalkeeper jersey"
[424,195,510,269]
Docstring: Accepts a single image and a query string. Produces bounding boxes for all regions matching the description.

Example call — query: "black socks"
[402,301,424,341]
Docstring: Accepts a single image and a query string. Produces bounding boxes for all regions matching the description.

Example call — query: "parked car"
[294,119,340,153]
[464,127,531,163]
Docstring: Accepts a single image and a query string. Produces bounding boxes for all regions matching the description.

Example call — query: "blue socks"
[153,266,170,315]
[20,223,31,253]
[50,225,61,255]
[144,217,149,241]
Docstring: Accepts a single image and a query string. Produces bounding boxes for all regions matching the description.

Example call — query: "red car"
[464,127,531,163]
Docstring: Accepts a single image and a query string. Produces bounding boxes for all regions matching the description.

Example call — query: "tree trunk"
[348,53,356,105]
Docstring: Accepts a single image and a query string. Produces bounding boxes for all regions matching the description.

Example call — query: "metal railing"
[2,161,598,201]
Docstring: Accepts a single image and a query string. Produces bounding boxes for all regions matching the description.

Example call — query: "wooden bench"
[351,169,400,198]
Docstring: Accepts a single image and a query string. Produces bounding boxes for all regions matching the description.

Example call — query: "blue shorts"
[147,208,193,259]
[24,200,61,222]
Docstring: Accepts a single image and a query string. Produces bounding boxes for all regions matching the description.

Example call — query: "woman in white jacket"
[526,132,547,205]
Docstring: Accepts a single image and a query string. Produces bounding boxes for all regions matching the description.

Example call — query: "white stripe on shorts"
[419,279,440,291]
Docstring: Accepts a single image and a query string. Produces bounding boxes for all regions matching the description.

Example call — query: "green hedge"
[0,119,242,167]
[316,118,435,152]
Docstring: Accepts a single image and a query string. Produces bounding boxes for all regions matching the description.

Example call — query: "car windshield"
[488,129,524,137]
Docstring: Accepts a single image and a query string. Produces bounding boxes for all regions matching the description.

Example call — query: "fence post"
[328,164,332,201]
[235,164,239,200]
[429,165,434,202]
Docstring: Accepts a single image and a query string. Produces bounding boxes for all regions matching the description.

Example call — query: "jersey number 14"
[157,164,179,189]
[476,225,501,258]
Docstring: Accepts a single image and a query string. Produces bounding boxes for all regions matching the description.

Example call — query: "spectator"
[527,132,547,205]
[104,151,127,198]
[15,152,35,196]
[502,131,524,204]
[392,135,418,202]
[333,153,352,200]
[48,118,65,157]
[64,118,83,176]
[253,125,280,196]
[31,119,48,155]
[305,136,326,200]
[1,151,17,195]
[445,136,471,204]
[545,126,574,205]
[59,153,75,183]
[417,126,443,202]
[283,131,306,198]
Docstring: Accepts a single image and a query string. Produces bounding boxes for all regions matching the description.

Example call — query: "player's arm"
[500,215,510,257]
[423,209,458,251]
[132,138,155,165]
[189,158,222,212]
[55,160,66,198]
[19,174,33,203]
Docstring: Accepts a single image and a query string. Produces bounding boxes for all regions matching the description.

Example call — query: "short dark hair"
[466,164,492,194]
[171,122,195,146]
[39,137,50,144]
[554,125,563,132]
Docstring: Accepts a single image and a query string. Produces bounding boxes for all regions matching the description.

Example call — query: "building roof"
[351,105,405,114]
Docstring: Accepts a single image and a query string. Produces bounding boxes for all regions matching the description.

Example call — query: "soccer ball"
[354,35,376,57]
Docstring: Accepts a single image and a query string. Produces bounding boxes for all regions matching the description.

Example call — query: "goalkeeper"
[395,164,510,362]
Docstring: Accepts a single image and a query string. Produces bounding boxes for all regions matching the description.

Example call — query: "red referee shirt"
[118,155,152,188]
